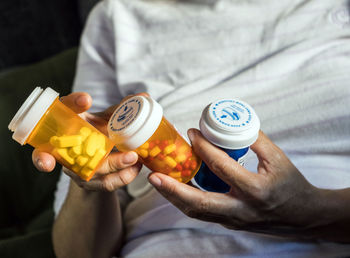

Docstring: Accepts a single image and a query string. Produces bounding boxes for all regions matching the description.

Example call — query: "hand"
[148,129,324,238]
[32,92,144,192]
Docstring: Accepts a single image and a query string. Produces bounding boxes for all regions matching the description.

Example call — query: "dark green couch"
[0,48,78,258]
[0,0,101,256]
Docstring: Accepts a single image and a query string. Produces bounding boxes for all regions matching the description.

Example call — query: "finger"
[188,128,258,189]
[70,163,141,192]
[148,172,239,223]
[85,163,141,191]
[32,149,56,172]
[135,92,150,97]
[250,131,287,165]
[60,92,92,114]
[97,151,139,175]
[63,167,85,182]
[83,112,110,135]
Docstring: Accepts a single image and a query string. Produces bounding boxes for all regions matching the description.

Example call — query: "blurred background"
[0,1,99,257]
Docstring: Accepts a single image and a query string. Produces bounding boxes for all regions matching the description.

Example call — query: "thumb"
[60,92,92,114]
[250,131,281,158]
[250,131,289,174]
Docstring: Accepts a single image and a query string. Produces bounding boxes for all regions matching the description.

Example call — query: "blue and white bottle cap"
[200,99,260,149]
[108,96,163,150]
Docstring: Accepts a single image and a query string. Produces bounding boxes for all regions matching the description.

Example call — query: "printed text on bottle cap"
[210,99,252,129]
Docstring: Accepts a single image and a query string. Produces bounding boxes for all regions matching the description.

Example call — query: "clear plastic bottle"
[108,95,201,183]
[8,87,114,181]
[191,99,260,193]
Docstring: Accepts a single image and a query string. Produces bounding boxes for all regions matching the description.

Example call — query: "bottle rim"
[8,87,59,145]
[8,87,43,132]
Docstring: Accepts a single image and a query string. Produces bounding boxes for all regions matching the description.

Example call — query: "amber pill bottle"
[8,87,114,181]
[108,96,201,183]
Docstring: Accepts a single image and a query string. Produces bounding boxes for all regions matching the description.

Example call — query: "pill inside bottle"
[108,95,201,183]
[8,87,114,181]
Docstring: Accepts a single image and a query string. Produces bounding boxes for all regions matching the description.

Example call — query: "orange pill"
[175,164,183,171]
[181,170,191,177]
[148,142,155,149]
[183,160,191,170]
[190,160,198,170]
[157,153,165,160]
[159,140,169,150]
[186,152,193,158]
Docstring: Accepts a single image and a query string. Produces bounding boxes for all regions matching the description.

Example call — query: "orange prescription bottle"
[108,95,201,183]
[8,87,114,181]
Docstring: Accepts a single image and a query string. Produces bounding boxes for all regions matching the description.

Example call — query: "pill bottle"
[8,87,114,181]
[191,99,260,193]
[108,95,201,183]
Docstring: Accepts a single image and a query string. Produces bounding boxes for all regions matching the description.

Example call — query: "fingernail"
[149,175,162,188]
[188,129,195,141]
[76,95,87,106]
[37,159,44,170]
[123,152,138,164]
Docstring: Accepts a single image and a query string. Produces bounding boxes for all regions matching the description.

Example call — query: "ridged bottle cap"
[108,96,163,150]
[8,87,59,145]
[200,99,260,149]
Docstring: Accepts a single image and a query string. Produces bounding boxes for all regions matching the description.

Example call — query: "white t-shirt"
[55,0,350,257]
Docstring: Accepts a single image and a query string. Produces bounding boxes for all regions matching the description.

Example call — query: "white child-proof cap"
[108,96,163,150]
[8,87,59,145]
[200,99,260,149]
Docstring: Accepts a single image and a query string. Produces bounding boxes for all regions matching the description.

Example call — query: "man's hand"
[32,92,142,192]
[148,129,332,239]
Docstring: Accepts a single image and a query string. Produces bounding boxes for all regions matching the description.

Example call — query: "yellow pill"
[164,156,177,168]
[86,148,107,170]
[176,178,183,182]
[76,155,89,167]
[140,142,149,149]
[55,148,75,165]
[49,136,59,146]
[149,146,161,157]
[168,171,181,178]
[177,145,189,154]
[55,135,83,148]
[80,167,94,180]
[139,149,149,158]
[97,134,106,150]
[71,164,81,173]
[69,145,82,158]
[84,132,100,157]
[79,127,92,140]
[175,154,187,163]
[163,144,176,155]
